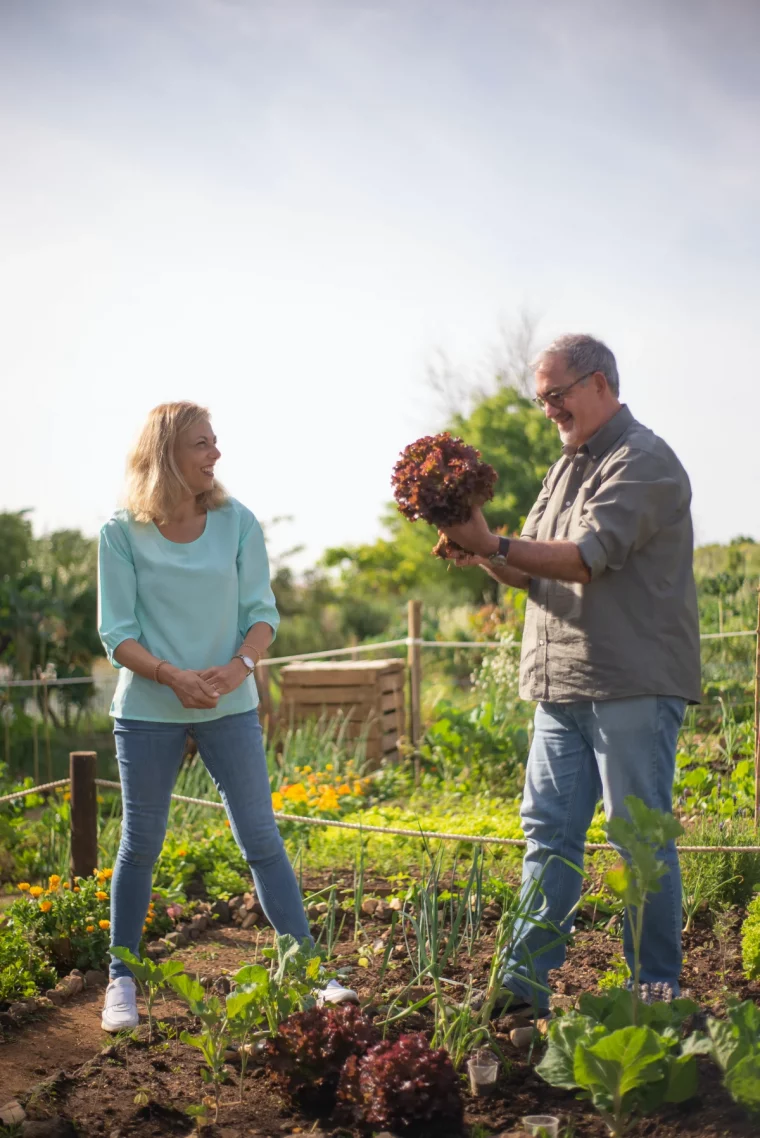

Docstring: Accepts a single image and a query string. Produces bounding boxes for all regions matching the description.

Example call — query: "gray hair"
[533,333,620,397]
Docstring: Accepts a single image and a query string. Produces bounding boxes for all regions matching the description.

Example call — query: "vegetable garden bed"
[2,872,758,1138]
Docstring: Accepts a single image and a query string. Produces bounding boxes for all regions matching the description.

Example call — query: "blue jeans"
[502,696,686,1009]
[109,709,310,980]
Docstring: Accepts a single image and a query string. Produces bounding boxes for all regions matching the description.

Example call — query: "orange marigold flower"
[353,780,364,796]
[177,849,187,857]
[86,925,95,933]
[63,882,71,889]
[48,874,61,887]
[271,791,284,811]
[316,787,340,812]
[101,868,114,879]
[73,886,81,893]
[39,900,53,912]
[17,882,31,892]
[337,783,351,796]
[98,919,110,930]
[284,783,308,804]
[95,891,108,901]
[63,791,71,802]
[29,885,44,898]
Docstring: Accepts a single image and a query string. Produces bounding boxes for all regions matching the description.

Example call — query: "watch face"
[242,656,255,670]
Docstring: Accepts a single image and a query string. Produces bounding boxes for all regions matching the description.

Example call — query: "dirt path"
[0,987,107,1101]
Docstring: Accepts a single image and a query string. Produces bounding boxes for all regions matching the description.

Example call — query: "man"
[441,332,700,1016]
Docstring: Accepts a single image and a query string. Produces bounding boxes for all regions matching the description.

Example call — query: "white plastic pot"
[522,1115,559,1137]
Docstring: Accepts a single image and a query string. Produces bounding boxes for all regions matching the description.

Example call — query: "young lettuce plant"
[169,972,230,1122]
[707,998,760,1115]
[604,797,684,1026]
[536,797,705,1136]
[110,946,184,1042]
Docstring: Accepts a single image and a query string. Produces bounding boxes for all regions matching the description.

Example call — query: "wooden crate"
[279,659,405,764]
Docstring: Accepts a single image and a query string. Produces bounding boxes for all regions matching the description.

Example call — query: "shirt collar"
[562,404,634,461]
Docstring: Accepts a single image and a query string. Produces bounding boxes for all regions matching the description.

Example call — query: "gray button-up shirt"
[519,405,701,704]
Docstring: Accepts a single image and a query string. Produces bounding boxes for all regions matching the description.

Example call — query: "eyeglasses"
[533,371,596,410]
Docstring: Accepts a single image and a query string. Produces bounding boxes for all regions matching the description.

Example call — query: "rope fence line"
[0,628,756,688]
[3,776,759,855]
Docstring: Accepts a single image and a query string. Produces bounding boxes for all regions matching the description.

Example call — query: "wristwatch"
[234,654,256,675]
[487,536,511,566]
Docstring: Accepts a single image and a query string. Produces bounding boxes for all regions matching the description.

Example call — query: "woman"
[98,401,354,1031]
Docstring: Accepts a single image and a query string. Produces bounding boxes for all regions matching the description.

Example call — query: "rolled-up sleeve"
[98,520,141,667]
[237,512,280,641]
[575,449,688,579]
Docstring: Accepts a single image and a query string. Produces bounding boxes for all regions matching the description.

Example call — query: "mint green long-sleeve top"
[97,498,279,722]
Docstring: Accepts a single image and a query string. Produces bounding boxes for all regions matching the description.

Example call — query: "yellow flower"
[98,919,110,930]
[63,791,71,802]
[92,868,100,877]
[145,916,152,924]
[353,780,364,797]
[73,886,81,893]
[48,874,61,888]
[29,885,44,898]
[97,873,107,885]
[325,763,333,772]
[316,787,340,812]
[39,900,53,912]
[101,868,114,879]
[95,891,108,901]
[284,783,309,804]
[302,765,312,774]
[271,791,284,811]
[63,882,70,890]
[97,795,104,804]
[337,783,351,796]
[17,882,31,892]
[86,925,95,933]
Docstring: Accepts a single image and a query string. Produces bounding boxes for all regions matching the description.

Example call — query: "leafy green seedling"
[537,1014,702,1137]
[110,946,185,1042]
[708,998,760,1115]
[605,797,683,1025]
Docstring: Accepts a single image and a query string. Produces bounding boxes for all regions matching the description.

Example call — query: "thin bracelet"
[154,659,169,684]
[240,644,262,665]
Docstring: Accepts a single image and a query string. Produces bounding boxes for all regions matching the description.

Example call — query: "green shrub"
[741,893,760,980]
[0,921,57,1002]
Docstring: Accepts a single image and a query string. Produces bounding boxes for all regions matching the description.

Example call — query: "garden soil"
[1,878,758,1138]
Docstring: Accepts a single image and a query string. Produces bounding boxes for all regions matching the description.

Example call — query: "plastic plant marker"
[522,1116,559,1137]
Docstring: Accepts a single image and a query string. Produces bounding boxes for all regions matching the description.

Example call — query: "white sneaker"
[101,977,139,1032]
[316,978,359,1007]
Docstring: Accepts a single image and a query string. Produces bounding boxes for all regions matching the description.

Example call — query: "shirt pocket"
[545,580,584,624]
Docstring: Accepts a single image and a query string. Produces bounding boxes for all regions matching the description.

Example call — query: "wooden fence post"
[70,751,98,882]
[407,600,422,748]
[754,586,760,830]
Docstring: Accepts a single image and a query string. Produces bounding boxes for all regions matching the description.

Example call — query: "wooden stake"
[70,751,98,883]
[407,600,422,749]
[42,677,52,782]
[754,585,760,831]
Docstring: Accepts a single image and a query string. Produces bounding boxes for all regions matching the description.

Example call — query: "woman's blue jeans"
[109,709,310,980]
[502,696,686,1009]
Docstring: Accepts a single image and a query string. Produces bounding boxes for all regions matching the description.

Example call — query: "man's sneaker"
[316,978,359,1007]
[101,977,139,1032]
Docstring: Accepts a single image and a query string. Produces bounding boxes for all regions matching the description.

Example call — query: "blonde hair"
[125,402,228,524]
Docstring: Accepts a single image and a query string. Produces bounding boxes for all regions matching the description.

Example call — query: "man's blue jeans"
[502,696,686,1009]
[109,709,310,980]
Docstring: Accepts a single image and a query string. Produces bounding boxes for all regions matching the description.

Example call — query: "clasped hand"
[168,660,247,709]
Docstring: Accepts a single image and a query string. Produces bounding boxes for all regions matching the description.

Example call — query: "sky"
[2,0,759,569]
